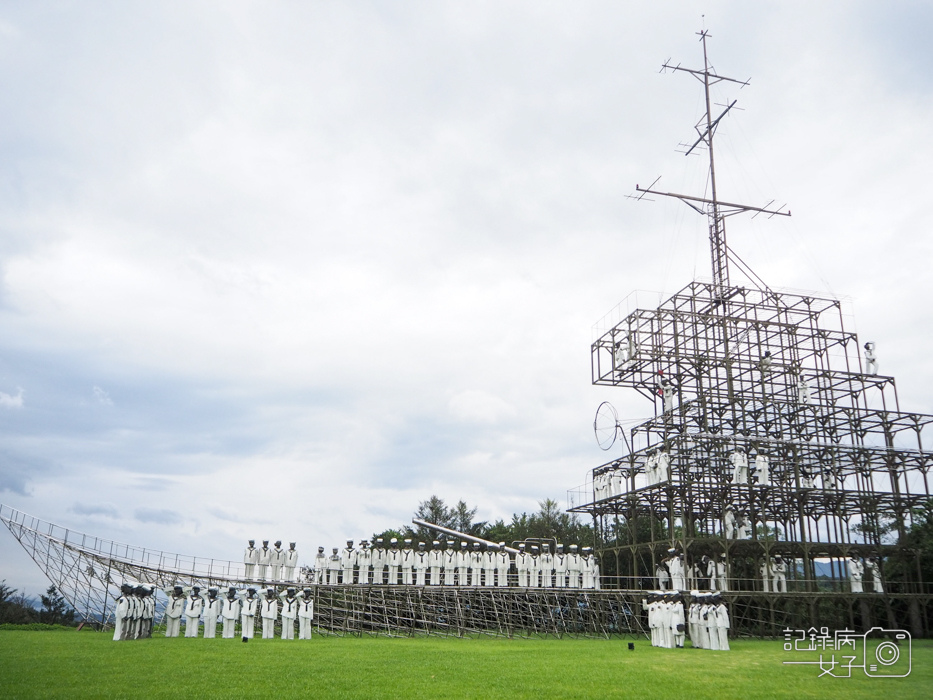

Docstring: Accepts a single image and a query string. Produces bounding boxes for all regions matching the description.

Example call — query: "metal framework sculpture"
[569,30,932,637]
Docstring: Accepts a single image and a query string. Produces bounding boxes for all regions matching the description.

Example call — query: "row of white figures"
[160,585,316,640]
[644,592,686,648]
[723,506,752,540]
[656,550,729,592]
[689,592,730,650]
[759,556,788,593]
[849,557,884,593]
[243,540,299,581]
[593,470,624,500]
[308,540,600,589]
[112,584,156,641]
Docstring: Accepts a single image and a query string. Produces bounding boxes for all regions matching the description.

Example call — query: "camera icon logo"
[864,627,911,677]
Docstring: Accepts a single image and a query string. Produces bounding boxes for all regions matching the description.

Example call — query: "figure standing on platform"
[540,543,554,588]
[244,540,259,579]
[314,546,328,584]
[442,539,457,586]
[482,543,496,587]
[239,588,258,639]
[270,541,285,581]
[759,350,772,374]
[414,541,429,586]
[848,557,865,593]
[327,547,341,585]
[495,543,511,587]
[401,540,415,585]
[163,585,185,638]
[284,542,299,582]
[760,558,771,592]
[656,559,670,590]
[731,447,748,485]
[258,540,272,580]
[553,544,567,588]
[715,553,728,592]
[867,557,883,593]
[515,544,529,587]
[797,374,811,404]
[754,452,770,486]
[341,540,356,584]
[298,589,314,639]
[428,540,442,586]
[772,555,787,593]
[864,342,878,375]
[567,544,583,589]
[356,541,372,585]
[528,546,541,588]
[221,588,240,639]
[455,541,469,586]
[656,450,671,483]
[662,380,675,414]
[372,538,386,585]
[668,549,685,590]
[723,505,737,540]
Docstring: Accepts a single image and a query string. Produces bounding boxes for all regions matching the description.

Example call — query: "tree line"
[373,495,594,548]
[0,581,77,626]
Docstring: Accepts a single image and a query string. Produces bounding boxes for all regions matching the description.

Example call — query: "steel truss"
[572,280,933,636]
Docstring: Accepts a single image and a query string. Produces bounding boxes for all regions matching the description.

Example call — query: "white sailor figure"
[495,543,511,587]
[723,505,737,540]
[284,542,299,582]
[244,540,259,579]
[386,539,401,585]
[688,594,701,648]
[848,557,864,593]
[356,541,372,585]
[279,588,299,640]
[183,586,204,638]
[797,374,811,404]
[260,588,278,639]
[455,542,469,586]
[203,588,221,639]
[730,447,748,485]
[162,585,185,638]
[528,546,541,588]
[372,538,387,585]
[668,549,685,590]
[582,547,597,589]
[671,593,686,648]
[736,514,751,540]
[715,553,728,592]
[113,584,132,642]
[553,544,568,588]
[427,540,442,586]
[713,594,730,651]
[656,450,671,483]
[297,589,315,640]
[759,350,772,374]
[482,544,496,587]
[221,588,241,639]
[327,547,341,585]
[470,543,483,586]
[539,543,554,588]
[401,540,415,585]
[760,558,771,593]
[864,342,878,375]
[661,380,675,414]
[867,557,883,593]
[515,544,529,587]
[143,586,156,639]
[239,588,259,639]
[313,547,328,584]
[258,540,272,580]
[270,540,285,581]
[800,467,815,489]
[754,452,770,486]
[131,587,145,640]
[414,542,429,586]
[341,541,357,585]
[656,559,670,591]
[442,540,458,586]
[567,545,582,589]
[772,555,787,593]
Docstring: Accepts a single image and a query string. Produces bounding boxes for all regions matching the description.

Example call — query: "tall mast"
[634,29,790,302]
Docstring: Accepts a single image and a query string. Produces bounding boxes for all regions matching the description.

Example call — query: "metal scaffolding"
[570,32,932,637]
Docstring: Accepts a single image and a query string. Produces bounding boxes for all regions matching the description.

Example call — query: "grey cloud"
[70,502,118,518]
[135,508,182,525]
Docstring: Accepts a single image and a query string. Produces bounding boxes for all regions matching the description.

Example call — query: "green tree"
[39,585,75,626]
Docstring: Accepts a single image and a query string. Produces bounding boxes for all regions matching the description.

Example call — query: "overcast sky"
[2,2,932,594]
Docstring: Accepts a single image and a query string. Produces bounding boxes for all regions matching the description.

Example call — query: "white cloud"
[0,388,24,409]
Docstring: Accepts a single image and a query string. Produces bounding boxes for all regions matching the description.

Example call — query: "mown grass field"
[1,629,930,699]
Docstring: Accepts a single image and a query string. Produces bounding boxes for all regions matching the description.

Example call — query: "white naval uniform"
[539,552,554,588]
[327,554,341,585]
[203,596,221,638]
[528,555,541,588]
[760,560,771,592]
[341,547,356,585]
[496,550,511,587]
[298,596,314,639]
[715,561,728,592]
[260,597,278,639]
[356,548,373,585]
[279,593,298,640]
[400,548,415,585]
[284,548,299,582]
[671,600,685,648]
[668,557,685,590]
[386,548,401,585]
[583,554,598,589]
[724,510,736,539]
[515,552,530,587]
[313,552,328,584]
[849,559,864,593]
[482,550,496,588]
[656,563,670,590]
[755,455,770,486]
[656,452,671,483]
[143,593,155,638]
[454,549,469,586]
[703,604,717,650]
[239,593,258,638]
[714,603,730,650]
[258,547,272,580]
[414,551,429,586]
[772,560,787,593]
[442,550,457,586]
[244,546,259,579]
[221,597,241,638]
[270,547,285,581]
[731,450,748,485]
[688,603,701,648]
[428,549,443,586]
[113,594,130,642]
[184,592,204,638]
[162,590,185,637]
[371,548,386,585]
[553,554,567,588]
[567,553,582,589]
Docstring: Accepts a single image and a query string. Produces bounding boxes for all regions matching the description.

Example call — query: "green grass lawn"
[1,629,930,699]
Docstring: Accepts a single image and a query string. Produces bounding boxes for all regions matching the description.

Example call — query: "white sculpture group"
[112,584,156,641]
[306,539,600,589]
[655,549,728,592]
[243,539,299,582]
[644,591,730,651]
